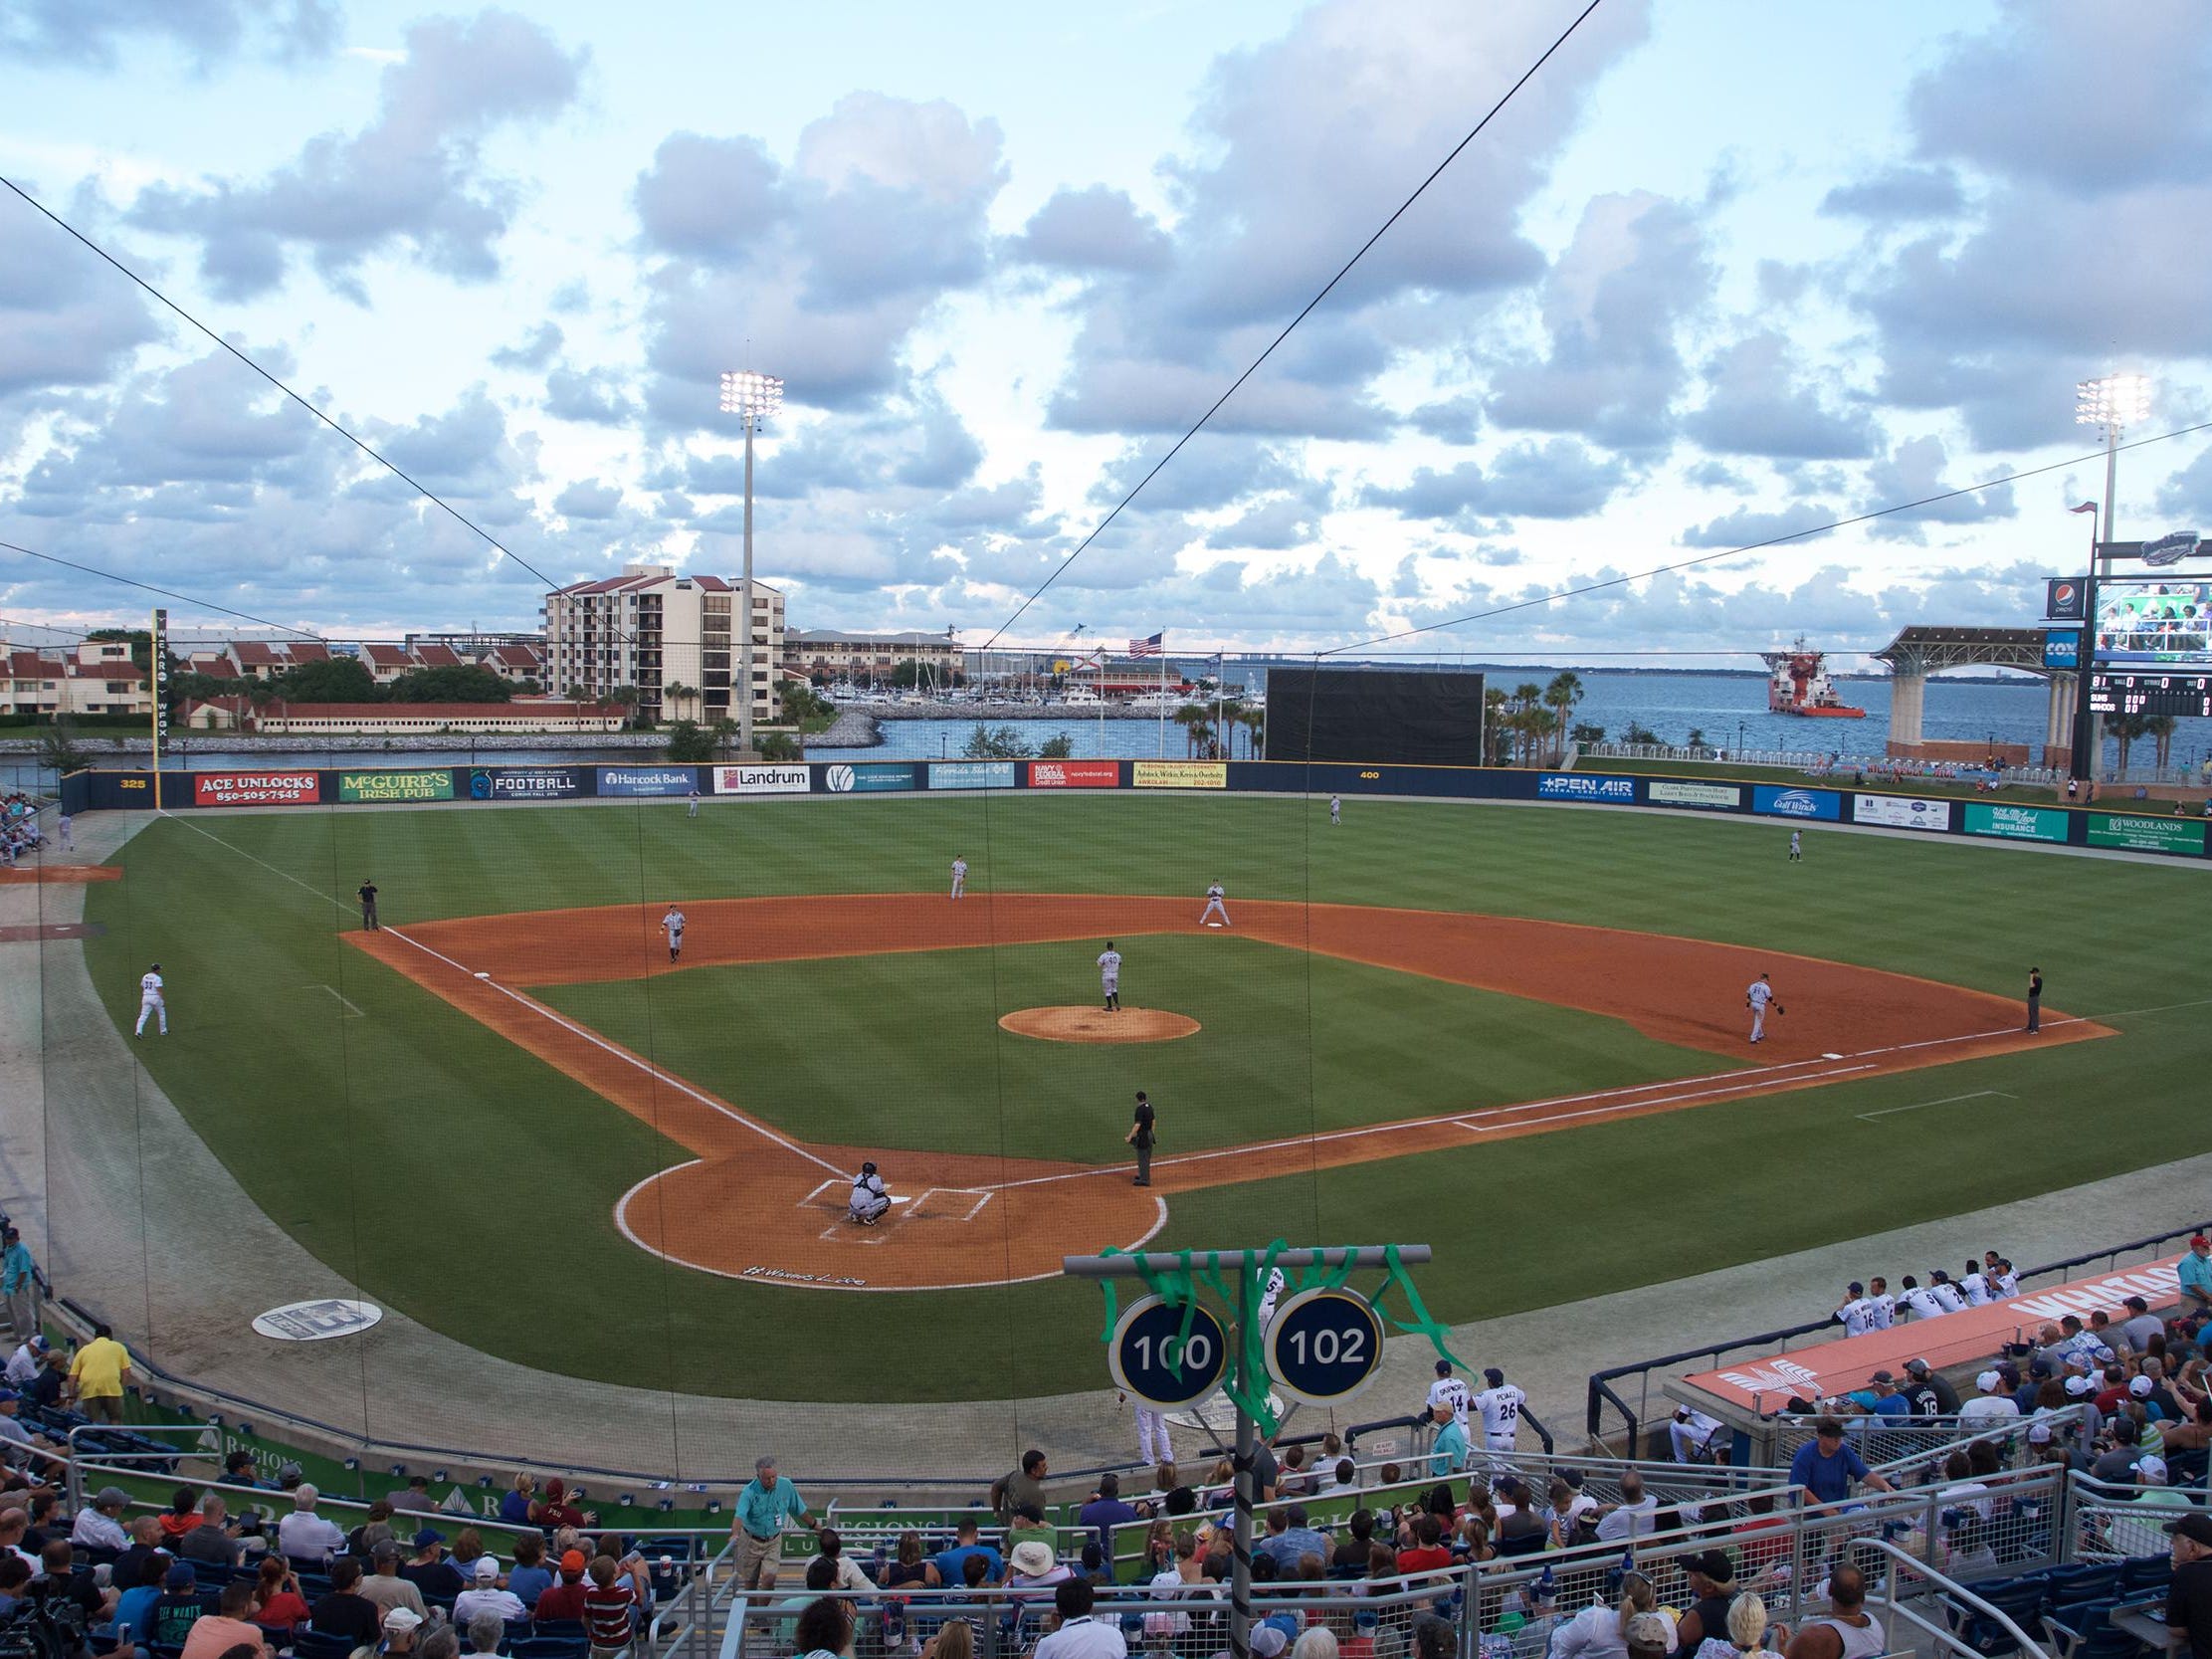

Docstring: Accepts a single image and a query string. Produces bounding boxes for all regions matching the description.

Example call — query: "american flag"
[1128,632,1163,657]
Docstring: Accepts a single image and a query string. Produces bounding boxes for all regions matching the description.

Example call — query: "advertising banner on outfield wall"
[338,769,455,803]
[926,761,1017,790]
[1536,772,1634,802]
[2089,814,2207,855]
[1850,793,1953,832]
[1646,780,1742,811]
[1963,803,2070,844]
[822,763,915,793]
[1028,759,1120,789]
[712,764,811,795]
[195,770,321,808]
[597,766,697,797]
[1132,760,1227,789]
[470,767,583,801]
[1751,784,1841,821]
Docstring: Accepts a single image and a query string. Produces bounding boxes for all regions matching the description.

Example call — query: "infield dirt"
[347,893,2109,1291]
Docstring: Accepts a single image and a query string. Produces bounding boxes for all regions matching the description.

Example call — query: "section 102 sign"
[1265,1288,1385,1406]
[1108,1296,1228,1409]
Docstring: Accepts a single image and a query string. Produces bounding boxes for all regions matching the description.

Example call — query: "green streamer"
[1373,1241,1467,1370]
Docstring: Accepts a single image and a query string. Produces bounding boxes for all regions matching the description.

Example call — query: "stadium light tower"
[2076,372,2151,578]
[719,369,784,754]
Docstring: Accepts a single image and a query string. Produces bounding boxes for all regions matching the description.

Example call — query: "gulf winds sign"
[713,763,811,795]
[1751,784,1840,821]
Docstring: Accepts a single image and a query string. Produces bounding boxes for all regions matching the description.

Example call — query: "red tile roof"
[361,644,410,666]
[265,701,615,720]
[231,642,286,666]
[410,644,464,668]
[286,642,330,663]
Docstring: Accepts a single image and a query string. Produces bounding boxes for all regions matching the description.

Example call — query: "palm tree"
[2148,715,2177,769]
[2104,711,2149,774]
[1484,687,1510,764]
[1216,698,1246,757]
[1241,707,1265,759]
[662,681,698,724]
[1509,683,1545,766]
[1542,672,1584,765]
[1172,704,1207,756]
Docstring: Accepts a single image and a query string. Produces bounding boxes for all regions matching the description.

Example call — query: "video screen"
[2095,578,2212,666]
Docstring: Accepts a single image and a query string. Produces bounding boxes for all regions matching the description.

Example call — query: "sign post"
[1064,1244,1428,1659]
[149,607,168,812]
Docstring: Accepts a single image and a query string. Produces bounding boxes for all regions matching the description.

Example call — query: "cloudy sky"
[3,0,2209,663]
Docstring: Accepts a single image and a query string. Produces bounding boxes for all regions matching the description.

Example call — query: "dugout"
[1266,666,1486,767]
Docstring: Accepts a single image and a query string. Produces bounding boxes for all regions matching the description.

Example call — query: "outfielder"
[134,963,167,1037]
[663,905,686,963]
[1099,940,1122,1012]
[1746,972,1782,1042]
[1329,795,1340,826]
[1199,882,1230,928]
[848,1161,891,1225]
[1788,829,1801,862]
[950,855,968,900]
[687,788,700,819]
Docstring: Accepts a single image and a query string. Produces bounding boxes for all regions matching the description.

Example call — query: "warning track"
[346,895,2107,1291]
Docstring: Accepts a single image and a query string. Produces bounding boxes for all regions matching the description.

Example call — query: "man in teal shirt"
[0,1230,38,1347]
[2179,1235,2212,1315]
[1428,1402,1469,1476]
[731,1457,815,1593]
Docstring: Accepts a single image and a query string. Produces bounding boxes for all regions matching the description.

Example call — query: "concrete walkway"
[0,806,2203,1495]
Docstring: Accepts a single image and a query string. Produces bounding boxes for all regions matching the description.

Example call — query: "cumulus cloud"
[1679,500,1839,550]
[1009,187,1171,275]
[1682,333,1878,461]
[1365,440,1627,525]
[0,216,164,399]
[1859,435,2017,540]
[128,9,585,301]
[1,0,337,69]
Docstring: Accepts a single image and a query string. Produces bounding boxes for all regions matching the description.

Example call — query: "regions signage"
[1963,803,2070,845]
[2043,630,2081,670]
[1751,784,1840,821]
[597,766,697,797]
[471,767,583,801]
[2088,814,2207,856]
[1536,772,1635,802]
[1132,760,1227,789]
[1851,793,1953,833]
[712,764,811,796]
[823,763,916,793]
[338,769,454,803]
[1029,759,1121,789]
[1647,780,1741,811]
[926,761,1017,790]
[194,770,321,808]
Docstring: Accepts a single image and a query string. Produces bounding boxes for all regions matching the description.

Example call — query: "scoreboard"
[2089,670,2212,718]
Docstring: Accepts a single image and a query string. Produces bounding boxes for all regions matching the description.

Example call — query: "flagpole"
[1215,654,1224,761]
[1159,638,1167,758]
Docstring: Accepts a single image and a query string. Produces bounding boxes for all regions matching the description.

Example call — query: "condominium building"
[1,641,152,718]
[787,628,961,682]
[542,564,784,725]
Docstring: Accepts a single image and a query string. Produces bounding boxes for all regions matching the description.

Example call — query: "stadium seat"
[510,1638,587,1659]
[503,1617,535,1645]
[2041,1597,2118,1659]
[2119,1556,2173,1592]
[294,1630,355,1659]
[530,1619,587,1641]
[1946,1576,2048,1655]
[2047,1564,2123,1603]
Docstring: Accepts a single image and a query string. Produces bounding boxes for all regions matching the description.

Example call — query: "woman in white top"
[1546,1571,1677,1659]
[1691,1593,1786,1659]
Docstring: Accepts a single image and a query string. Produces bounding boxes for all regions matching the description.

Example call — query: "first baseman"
[1199,882,1230,927]
[663,905,686,962]
[950,855,967,900]
[135,963,167,1037]
[1098,940,1122,1011]
[1746,972,1783,1042]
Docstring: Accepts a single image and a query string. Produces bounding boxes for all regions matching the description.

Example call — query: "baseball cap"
[95,1487,129,1509]
[1904,1357,1930,1376]
[1869,1370,1894,1385]
[384,1608,424,1635]
[164,1563,195,1590]
[2169,1514,2212,1547]
[2130,1375,2154,1397]
[1976,1369,2002,1392]
[1484,1366,1505,1386]
[1687,1550,1735,1583]
[2028,1423,2054,1445]
[1847,1282,1864,1296]
[560,1550,587,1574]
[2029,1357,2052,1379]
[2138,1456,2170,1484]
[2065,1375,2093,1397]
[2192,1236,2209,1250]
[474,1558,499,1581]
[1434,1359,1452,1376]
[412,1528,443,1550]
[1250,1630,1288,1659]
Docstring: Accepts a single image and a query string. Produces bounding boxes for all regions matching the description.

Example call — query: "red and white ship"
[1762,638,1866,718]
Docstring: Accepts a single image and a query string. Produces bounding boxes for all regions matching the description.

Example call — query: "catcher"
[849,1161,892,1225]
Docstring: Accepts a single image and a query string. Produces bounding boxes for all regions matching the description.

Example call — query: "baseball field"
[73,791,2211,1401]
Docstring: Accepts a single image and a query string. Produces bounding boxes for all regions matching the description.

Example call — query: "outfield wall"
[59,757,2212,860]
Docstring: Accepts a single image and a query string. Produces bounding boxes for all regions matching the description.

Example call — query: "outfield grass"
[534,936,1728,1161]
[77,794,2212,1401]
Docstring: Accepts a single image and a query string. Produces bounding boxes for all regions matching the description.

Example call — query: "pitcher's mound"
[1000,1006,1201,1044]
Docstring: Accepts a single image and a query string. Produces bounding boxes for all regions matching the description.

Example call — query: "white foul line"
[1856,1088,2016,1122]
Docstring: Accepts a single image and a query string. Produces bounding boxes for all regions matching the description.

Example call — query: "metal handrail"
[1860,1537,2054,1659]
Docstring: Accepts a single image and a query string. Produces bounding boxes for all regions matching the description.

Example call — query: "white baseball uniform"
[1329,795,1340,825]
[1256,1267,1287,1329]
[57,814,72,850]
[1993,1270,2020,1298]
[1475,1382,1524,1450]
[1199,883,1230,927]
[1959,1271,1992,1306]
[1866,1292,1896,1330]
[1425,1375,1472,1431]
[1929,1281,1966,1314]
[1746,978,1774,1042]
[663,908,686,960]
[1788,830,1801,861]
[1902,1285,1949,1321]
[135,969,166,1036]
[849,1170,891,1224]
[950,857,967,900]
[1126,1393,1174,1467]
[687,790,700,818]
[1837,1297,1876,1338]
[1098,948,1121,1005]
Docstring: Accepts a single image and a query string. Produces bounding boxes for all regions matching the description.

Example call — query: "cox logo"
[825,764,856,793]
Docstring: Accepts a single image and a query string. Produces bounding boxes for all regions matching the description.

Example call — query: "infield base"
[999,1005,1201,1044]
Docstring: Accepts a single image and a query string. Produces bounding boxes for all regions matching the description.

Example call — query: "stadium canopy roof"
[1873,625,2055,675]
